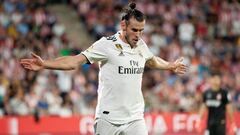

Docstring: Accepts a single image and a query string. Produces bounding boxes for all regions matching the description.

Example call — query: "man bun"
[129,2,136,10]
[121,2,145,22]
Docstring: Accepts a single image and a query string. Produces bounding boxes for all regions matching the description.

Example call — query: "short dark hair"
[121,2,146,23]
[210,71,221,77]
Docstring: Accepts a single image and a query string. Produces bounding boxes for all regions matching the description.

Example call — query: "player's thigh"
[208,129,216,135]
[124,119,148,135]
[208,123,225,135]
[94,118,118,135]
[207,123,216,135]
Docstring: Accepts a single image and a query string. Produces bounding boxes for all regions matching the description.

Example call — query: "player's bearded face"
[125,18,145,47]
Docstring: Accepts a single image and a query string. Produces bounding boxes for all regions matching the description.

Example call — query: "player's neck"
[212,86,220,91]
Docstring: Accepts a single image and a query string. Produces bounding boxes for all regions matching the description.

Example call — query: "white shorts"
[94,118,148,135]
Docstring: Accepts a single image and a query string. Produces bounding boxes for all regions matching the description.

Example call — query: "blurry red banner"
[0,113,239,135]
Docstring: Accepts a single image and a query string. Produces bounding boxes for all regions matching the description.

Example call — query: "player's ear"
[120,20,127,31]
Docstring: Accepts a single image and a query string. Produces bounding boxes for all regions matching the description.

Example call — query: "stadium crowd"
[0,0,240,117]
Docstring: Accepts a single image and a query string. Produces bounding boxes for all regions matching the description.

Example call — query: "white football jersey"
[81,32,154,124]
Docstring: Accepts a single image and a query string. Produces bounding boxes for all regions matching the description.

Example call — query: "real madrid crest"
[115,44,124,56]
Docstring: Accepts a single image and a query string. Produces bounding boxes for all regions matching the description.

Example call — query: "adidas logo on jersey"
[119,51,124,56]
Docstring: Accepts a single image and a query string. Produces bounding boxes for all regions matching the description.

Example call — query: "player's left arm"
[226,103,234,124]
[225,92,237,133]
[145,56,187,74]
[225,91,234,124]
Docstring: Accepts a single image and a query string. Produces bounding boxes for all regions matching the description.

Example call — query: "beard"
[125,33,136,48]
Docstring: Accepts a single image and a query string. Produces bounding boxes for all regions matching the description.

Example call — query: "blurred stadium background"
[0,0,240,134]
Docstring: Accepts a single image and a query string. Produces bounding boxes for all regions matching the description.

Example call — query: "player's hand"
[172,57,188,75]
[196,118,204,133]
[229,122,237,135]
[20,53,44,71]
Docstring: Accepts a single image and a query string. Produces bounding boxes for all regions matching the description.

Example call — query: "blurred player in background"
[20,2,187,135]
[198,73,237,135]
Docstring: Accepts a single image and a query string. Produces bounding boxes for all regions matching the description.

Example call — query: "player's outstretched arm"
[146,56,187,75]
[20,53,87,71]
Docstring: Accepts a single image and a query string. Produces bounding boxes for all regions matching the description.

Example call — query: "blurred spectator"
[178,18,195,45]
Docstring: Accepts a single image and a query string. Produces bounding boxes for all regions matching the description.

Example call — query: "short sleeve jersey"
[81,32,154,124]
[203,88,231,124]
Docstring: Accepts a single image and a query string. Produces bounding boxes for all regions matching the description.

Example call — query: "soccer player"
[198,73,236,135]
[20,3,187,135]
